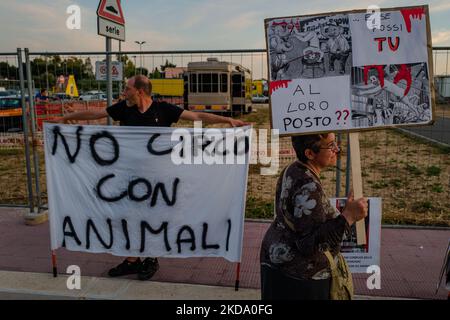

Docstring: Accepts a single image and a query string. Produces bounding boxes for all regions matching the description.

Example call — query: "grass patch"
[390,179,403,187]
[431,184,444,193]
[0,149,23,156]
[245,197,274,220]
[405,164,422,176]
[426,166,441,177]
[392,199,407,209]
[240,108,270,126]
[412,200,435,213]
[360,140,379,148]
[436,145,450,155]
[372,181,389,189]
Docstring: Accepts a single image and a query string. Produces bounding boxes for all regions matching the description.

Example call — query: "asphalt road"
[401,116,450,146]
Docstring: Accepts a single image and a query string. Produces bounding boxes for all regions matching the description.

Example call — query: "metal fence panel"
[0,48,448,226]
[0,51,33,209]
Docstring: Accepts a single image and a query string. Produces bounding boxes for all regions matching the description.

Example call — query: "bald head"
[129,75,152,96]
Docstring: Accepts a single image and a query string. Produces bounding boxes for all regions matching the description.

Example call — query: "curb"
[24,210,49,226]
[0,270,418,300]
[0,270,260,300]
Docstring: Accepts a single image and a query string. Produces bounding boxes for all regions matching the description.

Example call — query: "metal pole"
[25,48,42,212]
[118,41,123,96]
[17,48,35,213]
[106,38,112,125]
[446,50,449,76]
[345,133,351,197]
[45,56,49,92]
[140,44,143,73]
[335,133,342,197]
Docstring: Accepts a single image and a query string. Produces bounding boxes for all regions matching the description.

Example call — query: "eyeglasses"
[320,141,340,152]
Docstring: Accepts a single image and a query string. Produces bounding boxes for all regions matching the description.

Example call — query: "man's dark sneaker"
[108,258,141,277]
[138,258,160,280]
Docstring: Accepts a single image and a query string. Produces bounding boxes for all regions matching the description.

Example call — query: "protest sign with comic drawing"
[265,5,434,136]
[333,197,382,273]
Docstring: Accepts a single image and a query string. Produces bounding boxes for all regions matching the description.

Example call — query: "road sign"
[98,17,125,41]
[97,0,125,41]
[97,0,125,25]
[95,61,123,81]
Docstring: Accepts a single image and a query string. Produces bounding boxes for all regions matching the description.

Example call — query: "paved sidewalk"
[0,270,259,300]
[0,208,448,299]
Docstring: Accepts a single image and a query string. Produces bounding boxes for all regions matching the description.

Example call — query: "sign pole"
[349,132,366,245]
[97,0,125,125]
[234,263,241,291]
[106,37,112,125]
[51,250,58,277]
[118,40,123,96]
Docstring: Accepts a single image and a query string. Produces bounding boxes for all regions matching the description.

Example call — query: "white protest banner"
[332,197,382,273]
[265,5,434,136]
[43,123,252,262]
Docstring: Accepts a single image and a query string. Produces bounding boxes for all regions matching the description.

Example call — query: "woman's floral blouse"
[260,161,351,280]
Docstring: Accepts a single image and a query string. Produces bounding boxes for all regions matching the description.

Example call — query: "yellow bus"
[151,79,184,97]
[186,58,252,115]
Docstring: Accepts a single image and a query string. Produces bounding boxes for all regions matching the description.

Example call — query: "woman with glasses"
[260,133,368,300]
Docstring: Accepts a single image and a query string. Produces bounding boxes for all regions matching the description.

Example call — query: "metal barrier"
[0,50,34,211]
[0,47,448,226]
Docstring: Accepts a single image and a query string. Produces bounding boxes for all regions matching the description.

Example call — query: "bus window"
[200,73,212,93]
[220,74,227,93]
[190,74,197,93]
[212,74,218,93]
[232,74,243,97]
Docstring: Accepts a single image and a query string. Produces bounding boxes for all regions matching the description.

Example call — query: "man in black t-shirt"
[57,75,249,280]
[61,75,247,128]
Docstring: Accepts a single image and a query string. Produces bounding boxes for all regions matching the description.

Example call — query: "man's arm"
[59,110,108,124]
[179,110,250,127]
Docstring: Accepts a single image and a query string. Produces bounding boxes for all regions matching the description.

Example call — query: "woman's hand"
[342,190,368,226]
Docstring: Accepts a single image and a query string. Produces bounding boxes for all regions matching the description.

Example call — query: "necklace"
[298,161,321,180]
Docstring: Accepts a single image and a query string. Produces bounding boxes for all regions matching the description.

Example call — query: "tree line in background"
[0,55,176,92]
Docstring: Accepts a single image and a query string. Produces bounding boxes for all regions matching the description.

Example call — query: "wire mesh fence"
[0,53,29,207]
[0,48,449,226]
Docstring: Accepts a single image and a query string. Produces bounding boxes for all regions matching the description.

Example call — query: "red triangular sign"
[97,0,125,25]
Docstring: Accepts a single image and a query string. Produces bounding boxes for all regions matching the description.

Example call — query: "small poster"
[331,197,382,274]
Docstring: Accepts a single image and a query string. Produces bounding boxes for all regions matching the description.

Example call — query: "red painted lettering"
[388,37,400,51]
[400,8,426,33]
[393,64,412,96]
[374,37,386,52]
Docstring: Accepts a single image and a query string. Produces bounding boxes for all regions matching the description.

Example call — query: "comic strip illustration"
[267,14,352,80]
[351,63,431,127]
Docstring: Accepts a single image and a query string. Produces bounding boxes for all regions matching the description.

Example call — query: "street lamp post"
[135,41,146,74]
[132,56,137,76]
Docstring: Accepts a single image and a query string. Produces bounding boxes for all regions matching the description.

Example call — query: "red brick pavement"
[0,208,448,299]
